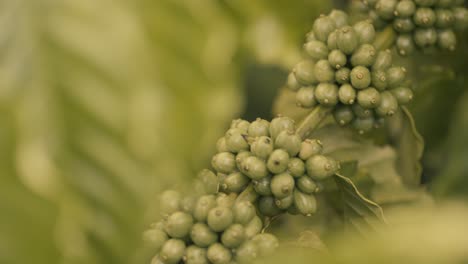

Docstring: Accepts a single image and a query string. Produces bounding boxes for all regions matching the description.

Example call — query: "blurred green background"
[0,0,467,264]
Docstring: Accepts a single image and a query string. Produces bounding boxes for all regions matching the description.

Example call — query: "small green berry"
[337,26,359,54]
[288,158,306,177]
[267,149,290,174]
[306,155,340,180]
[225,128,249,153]
[327,29,339,50]
[338,83,357,104]
[160,239,186,264]
[233,201,256,225]
[304,40,329,60]
[396,34,415,56]
[221,224,246,248]
[181,196,197,214]
[376,91,398,117]
[207,243,232,264]
[143,228,167,252]
[350,66,371,89]
[353,20,376,44]
[216,137,229,153]
[328,49,347,69]
[258,196,283,217]
[250,136,274,160]
[335,67,351,84]
[393,18,415,33]
[271,173,295,199]
[352,104,373,118]
[190,223,218,247]
[194,195,217,222]
[231,119,250,133]
[414,28,437,48]
[299,139,323,160]
[357,87,381,108]
[395,0,416,18]
[160,190,181,216]
[244,216,263,239]
[212,152,236,174]
[414,8,436,27]
[253,176,273,196]
[437,29,457,51]
[315,83,339,106]
[375,0,397,20]
[435,9,454,28]
[286,72,301,91]
[371,70,388,91]
[296,176,319,194]
[350,44,377,67]
[236,151,252,169]
[207,206,234,232]
[222,172,250,193]
[235,240,259,263]
[294,60,317,85]
[196,169,218,195]
[314,59,335,83]
[329,9,349,28]
[248,118,270,138]
[185,245,208,264]
[333,105,355,126]
[386,66,407,88]
[293,190,317,216]
[269,116,295,139]
[313,15,336,42]
[216,192,237,208]
[275,195,294,210]
[372,50,392,70]
[390,86,414,105]
[352,116,375,134]
[275,130,302,156]
[242,156,268,180]
[296,86,317,108]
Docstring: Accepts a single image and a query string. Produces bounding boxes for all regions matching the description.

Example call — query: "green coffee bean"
[306,155,340,180]
[293,190,318,216]
[438,29,457,51]
[212,152,236,174]
[315,83,339,106]
[258,196,283,217]
[414,8,436,27]
[225,129,249,153]
[372,50,392,70]
[267,149,290,174]
[375,0,397,20]
[414,28,437,48]
[253,176,273,196]
[390,86,414,105]
[299,139,323,160]
[244,216,263,239]
[160,239,186,264]
[271,173,295,199]
[207,206,234,232]
[350,66,371,89]
[393,18,415,33]
[353,20,376,44]
[453,7,468,30]
[313,15,336,42]
[231,119,250,133]
[333,105,355,126]
[327,29,338,50]
[335,67,351,84]
[435,9,454,28]
[235,240,259,263]
[221,224,246,248]
[328,49,347,69]
[216,193,237,208]
[371,70,387,91]
[350,44,377,67]
[222,172,250,193]
[296,86,317,108]
[376,91,398,117]
[190,223,218,247]
[352,104,373,118]
[194,195,216,222]
[185,246,209,264]
[250,136,274,160]
[337,26,359,55]
[314,59,335,83]
[242,156,268,180]
[160,190,181,215]
[304,40,329,60]
[396,34,415,56]
[236,184,259,204]
[296,176,319,194]
[248,118,270,138]
[294,60,317,85]
[395,0,416,18]
[251,233,280,256]
[329,9,349,28]
[338,83,357,104]
[207,243,232,264]
[275,195,294,209]
[236,151,252,169]
[143,228,168,252]
[357,87,381,108]
[216,137,229,153]
[165,211,193,238]
[386,67,406,88]
[275,130,302,156]
[352,116,375,134]
[286,72,301,91]
[233,201,256,225]
[288,158,306,177]
[181,196,197,214]
[196,169,218,195]
[269,116,295,139]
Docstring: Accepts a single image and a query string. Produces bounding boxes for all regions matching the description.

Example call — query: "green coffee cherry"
[242,156,268,180]
[333,105,355,126]
[329,9,349,28]
[235,240,259,263]
[244,216,263,239]
[304,40,329,60]
[296,86,317,108]
[375,0,397,20]
[160,190,182,216]
[194,195,216,222]
[327,30,339,50]
[222,172,250,193]
[438,29,456,51]
[296,176,319,194]
[369,10,388,29]
[435,9,454,28]
[275,195,294,209]
[372,50,392,71]
[393,18,415,33]
[313,15,336,42]
[236,184,258,204]
[386,66,406,88]
[269,116,295,139]
[288,158,306,177]
[328,49,347,69]
[196,169,218,195]
[267,149,290,174]
[231,119,250,133]
[293,190,318,216]
[396,34,416,56]
[350,66,371,89]
[160,239,186,264]
[371,70,387,91]
[212,152,236,174]
[351,44,377,67]
[253,176,273,196]
[143,228,168,252]
[391,86,414,105]
[352,103,373,118]
[414,28,437,48]
[207,206,234,232]
[233,201,256,225]
[207,243,232,264]
[395,0,416,18]
[251,233,280,256]
[294,60,317,85]
[185,246,209,264]
[216,137,229,153]
[338,84,357,104]
[353,20,376,44]
[306,155,339,180]
[248,118,270,138]
[271,173,295,199]
[225,129,249,153]
[286,73,301,91]
[453,7,468,30]
[337,26,359,55]
[216,193,237,208]
[181,196,196,214]
[299,139,323,160]
[236,151,252,169]
[352,116,375,134]
[414,8,436,27]
[335,67,351,84]
[165,211,193,238]
[221,224,246,248]
[258,196,283,216]
[357,87,381,108]
[275,130,302,156]
[250,136,274,160]
[314,59,335,83]
[376,91,398,117]
[190,223,218,247]
[315,83,339,106]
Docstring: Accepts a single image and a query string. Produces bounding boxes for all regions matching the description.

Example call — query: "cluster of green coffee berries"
[286,10,414,133]
[214,117,340,217]
[359,0,468,55]
[145,189,279,264]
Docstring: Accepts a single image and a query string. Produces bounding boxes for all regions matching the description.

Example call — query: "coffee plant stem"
[373,25,397,51]
[296,106,332,139]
